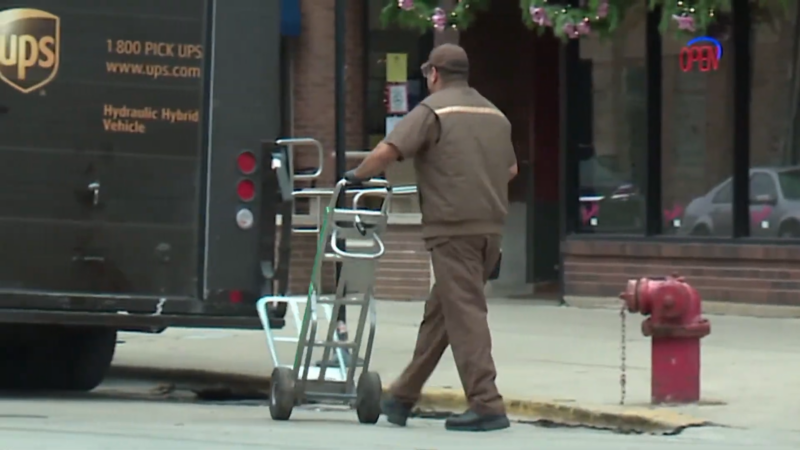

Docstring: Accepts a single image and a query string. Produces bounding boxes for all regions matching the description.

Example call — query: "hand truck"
[256,178,392,423]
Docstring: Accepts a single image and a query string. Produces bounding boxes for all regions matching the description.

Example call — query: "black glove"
[343,169,364,184]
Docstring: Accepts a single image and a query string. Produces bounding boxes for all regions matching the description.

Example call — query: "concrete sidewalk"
[111,300,800,432]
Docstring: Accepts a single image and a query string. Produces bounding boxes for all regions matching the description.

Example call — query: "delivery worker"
[344,43,517,432]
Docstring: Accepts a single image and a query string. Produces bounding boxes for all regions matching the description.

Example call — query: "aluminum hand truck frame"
[256,178,392,423]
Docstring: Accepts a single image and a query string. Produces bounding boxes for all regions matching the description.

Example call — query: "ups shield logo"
[0,8,59,94]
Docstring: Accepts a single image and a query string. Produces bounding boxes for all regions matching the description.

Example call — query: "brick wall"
[374,225,430,301]
[290,0,365,182]
[563,239,800,306]
[279,225,430,300]
[287,2,429,301]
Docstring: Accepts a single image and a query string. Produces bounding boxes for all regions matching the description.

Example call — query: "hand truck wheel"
[269,367,296,421]
[356,371,382,424]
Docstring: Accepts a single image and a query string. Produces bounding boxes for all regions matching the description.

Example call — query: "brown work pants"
[390,234,505,415]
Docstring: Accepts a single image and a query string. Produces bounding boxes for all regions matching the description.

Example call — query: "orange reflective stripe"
[433,106,506,118]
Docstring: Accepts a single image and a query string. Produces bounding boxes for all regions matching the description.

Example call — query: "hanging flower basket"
[380,0,492,33]
[380,0,775,39]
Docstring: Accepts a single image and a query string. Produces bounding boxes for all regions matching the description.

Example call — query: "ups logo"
[0,8,59,94]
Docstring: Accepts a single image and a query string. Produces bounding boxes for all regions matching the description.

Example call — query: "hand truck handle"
[336,177,390,188]
[329,178,392,210]
[353,188,394,210]
[275,137,324,181]
[330,229,386,259]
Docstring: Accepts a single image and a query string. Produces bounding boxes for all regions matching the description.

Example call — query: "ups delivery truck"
[0,0,294,390]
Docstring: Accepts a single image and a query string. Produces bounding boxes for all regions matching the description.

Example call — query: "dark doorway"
[462,1,562,296]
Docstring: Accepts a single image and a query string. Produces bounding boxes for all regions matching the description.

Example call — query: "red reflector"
[237,151,257,174]
[229,290,243,304]
[237,179,256,202]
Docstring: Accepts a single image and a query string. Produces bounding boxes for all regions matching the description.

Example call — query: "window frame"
[564,0,800,243]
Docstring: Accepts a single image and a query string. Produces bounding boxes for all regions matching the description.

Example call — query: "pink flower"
[398,0,414,11]
[672,14,696,31]
[577,20,591,34]
[563,22,580,38]
[597,0,609,18]
[432,7,447,30]
[529,6,552,26]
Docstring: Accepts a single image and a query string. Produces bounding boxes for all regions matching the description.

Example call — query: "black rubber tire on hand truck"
[356,371,382,424]
[269,367,296,421]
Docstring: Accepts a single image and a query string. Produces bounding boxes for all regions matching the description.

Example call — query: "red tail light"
[237,151,257,174]
[228,290,243,304]
[237,179,256,202]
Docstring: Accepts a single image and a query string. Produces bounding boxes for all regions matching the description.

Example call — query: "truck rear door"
[0,0,205,298]
[201,0,282,304]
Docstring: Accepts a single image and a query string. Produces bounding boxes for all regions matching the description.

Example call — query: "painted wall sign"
[679,36,722,72]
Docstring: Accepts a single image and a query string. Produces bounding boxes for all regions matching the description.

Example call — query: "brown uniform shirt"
[384,86,516,239]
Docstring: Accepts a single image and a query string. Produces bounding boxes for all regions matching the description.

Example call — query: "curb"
[416,389,709,434]
[109,365,710,434]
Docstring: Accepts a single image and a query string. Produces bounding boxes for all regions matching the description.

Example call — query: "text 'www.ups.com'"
[105,61,200,79]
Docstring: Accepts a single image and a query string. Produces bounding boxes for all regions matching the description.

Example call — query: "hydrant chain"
[619,303,627,405]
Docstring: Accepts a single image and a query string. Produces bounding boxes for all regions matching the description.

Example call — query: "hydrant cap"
[621,279,640,311]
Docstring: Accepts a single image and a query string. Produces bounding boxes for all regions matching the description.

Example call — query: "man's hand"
[346,142,400,183]
[344,169,365,184]
[509,163,518,180]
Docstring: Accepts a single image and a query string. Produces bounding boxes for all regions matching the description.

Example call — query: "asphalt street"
[1,391,799,450]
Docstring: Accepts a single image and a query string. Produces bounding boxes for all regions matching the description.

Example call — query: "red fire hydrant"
[619,275,711,404]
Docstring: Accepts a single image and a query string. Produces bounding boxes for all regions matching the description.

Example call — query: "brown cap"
[422,44,469,75]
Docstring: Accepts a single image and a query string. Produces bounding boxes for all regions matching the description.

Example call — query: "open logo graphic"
[0,8,60,93]
[679,36,722,73]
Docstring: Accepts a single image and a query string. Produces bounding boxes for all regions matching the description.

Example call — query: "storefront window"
[749,1,800,238]
[661,22,734,236]
[576,6,647,233]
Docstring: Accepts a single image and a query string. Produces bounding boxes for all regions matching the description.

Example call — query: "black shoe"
[381,397,413,427]
[444,409,511,432]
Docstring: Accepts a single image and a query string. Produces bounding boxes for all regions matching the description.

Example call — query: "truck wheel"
[0,324,63,389]
[0,333,26,389]
[52,327,118,391]
[0,326,115,391]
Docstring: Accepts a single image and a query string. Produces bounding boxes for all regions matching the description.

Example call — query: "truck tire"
[51,327,118,391]
[0,326,116,391]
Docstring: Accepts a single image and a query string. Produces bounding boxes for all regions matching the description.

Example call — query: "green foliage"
[379,0,785,40]
[519,0,637,39]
